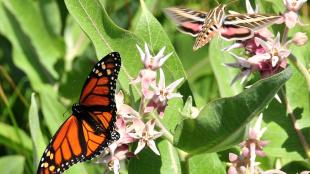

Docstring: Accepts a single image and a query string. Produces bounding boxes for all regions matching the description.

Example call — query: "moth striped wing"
[223,14,281,31]
[193,4,226,51]
[164,7,207,37]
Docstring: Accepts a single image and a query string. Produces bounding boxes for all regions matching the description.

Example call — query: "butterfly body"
[37,52,121,174]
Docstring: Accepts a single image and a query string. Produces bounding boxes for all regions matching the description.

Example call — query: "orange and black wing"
[37,115,111,174]
[37,52,121,174]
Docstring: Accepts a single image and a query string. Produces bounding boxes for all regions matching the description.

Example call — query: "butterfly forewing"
[37,52,121,174]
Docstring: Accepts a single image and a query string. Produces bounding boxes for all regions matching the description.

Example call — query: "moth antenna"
[225,0,239,8]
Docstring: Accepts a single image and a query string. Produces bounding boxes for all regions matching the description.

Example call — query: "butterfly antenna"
[62,107,71,117]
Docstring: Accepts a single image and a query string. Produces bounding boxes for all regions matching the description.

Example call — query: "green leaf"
[38,0,62,36]
[0,155,25,174]
[188,153,225,174]
[134,0,187,83]
[0,122,32,151]
[174,68,292,154]
[3,0,64,79]
[28,93,46,164]
[0,2,45,89]
[64,0,142,98]
[38,85,66,133]
[128,140,182,174]
[209,39,242,97]
[262,99,306,166]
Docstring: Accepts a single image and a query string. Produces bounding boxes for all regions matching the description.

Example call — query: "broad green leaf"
[134,0,187,83]
[64,16,90,71]
[38,85,66,133]
[174,68,292,154]
[209,39,242,97]
[3,0,64,79]
[0,122,32,151]
[128,140,182,174]
[28,93,46,164]
[281,160,310,173]
[38,0,62,36]
[262,99,306,166]
[0,2,45,89]
[188,153,225,174]
[65,0,142,98]
[0,155,25,174]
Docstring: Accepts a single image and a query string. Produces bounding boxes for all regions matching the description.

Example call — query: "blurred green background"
[0,0,309,173]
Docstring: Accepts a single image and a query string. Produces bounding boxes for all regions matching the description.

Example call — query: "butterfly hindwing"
[37,52,121,174]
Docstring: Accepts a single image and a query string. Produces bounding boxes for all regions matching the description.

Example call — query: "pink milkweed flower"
[227,153,248,174]
[108,117,136,155]
[145,69,183,117]
[128,119,163,155]
[254,33,290,76]
[282,0,307,28]
[132,43,173,98]
[223,0,274,55]
[115,90,139,120]
[99,144,134,174]
[292,32,308,46]
[225,52,270,84]
[136,43,173,71]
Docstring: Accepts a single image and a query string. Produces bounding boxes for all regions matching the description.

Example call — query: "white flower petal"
[255,37,271,50]
[155,46,166,61]
[134,140,146,155]
[254,114,263,133]
[167,92,183,100]
[136,44,145,62]
[159,69,166,89]
[274,93,282,103]
[147,140,160,155]
[166,78,184,92]
[113,159,120,174]
[246,0,255,14]
[158,52,173,67]
[144,43,151,64]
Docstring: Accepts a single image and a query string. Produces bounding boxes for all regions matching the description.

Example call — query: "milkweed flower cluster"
[224,0,308,85]
[227,114,285,174]
[98,43,184,174]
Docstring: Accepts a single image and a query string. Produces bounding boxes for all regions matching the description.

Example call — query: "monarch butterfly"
[37,52,121,174]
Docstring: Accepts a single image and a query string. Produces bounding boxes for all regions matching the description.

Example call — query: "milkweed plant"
[0,0,309,174]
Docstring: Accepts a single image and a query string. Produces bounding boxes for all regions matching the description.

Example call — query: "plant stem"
[282,26,289,45]
[150,112,174,144]
[281,88,310,159]
[288,54,310,96]
[0,84,26,150]
[0,66,29,107]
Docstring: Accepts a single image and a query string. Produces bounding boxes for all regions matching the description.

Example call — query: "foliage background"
[0,0,309,173]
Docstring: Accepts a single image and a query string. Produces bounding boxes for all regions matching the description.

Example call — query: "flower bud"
[292,32,308,46]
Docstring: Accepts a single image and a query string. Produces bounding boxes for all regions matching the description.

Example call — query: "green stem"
[280,88,310,159]
[150,112,174,144]
[288,54,310,96]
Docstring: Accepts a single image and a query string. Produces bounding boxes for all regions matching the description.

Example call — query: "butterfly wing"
[164,7,207,37]
[37,52,121,174]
